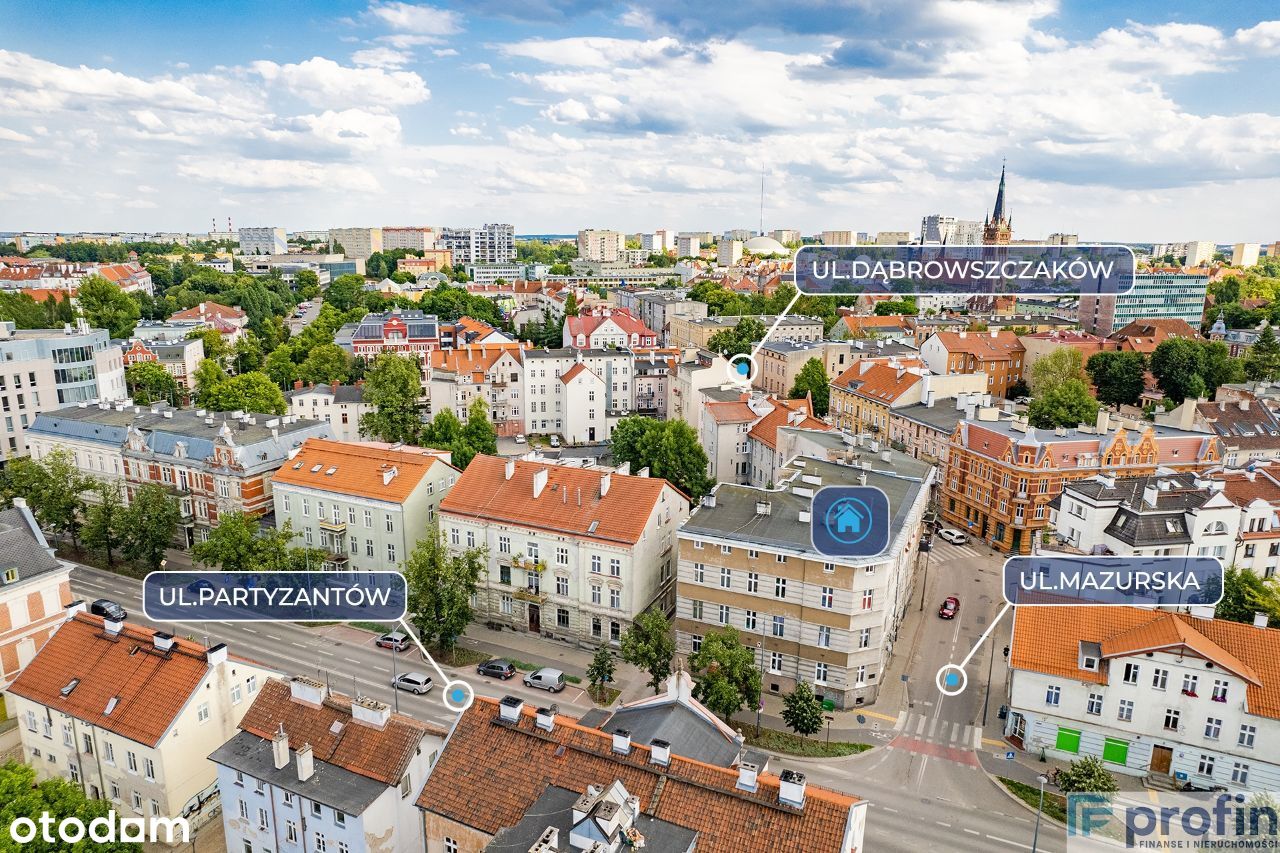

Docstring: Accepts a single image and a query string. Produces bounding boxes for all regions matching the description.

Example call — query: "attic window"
[1166,519,1184,534]
[2,568,17,584]
[1081,656,1099,671]
[326,467,338,476]
[329,720,344,735]
[60,678,80,697]
[310,464,323,473]
[105,696,119,715]
[587,520,600,534]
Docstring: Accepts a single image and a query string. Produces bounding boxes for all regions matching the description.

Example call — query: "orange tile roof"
[706,400,757,424]
[933,330,1025,359]
[20,286,76,302]
[1220,469,1280,507]
[171,301,246,322]
[7,614,221,747]
[416,697,860,853]
[832,362,921,403]
[1109,319,1200,353]
[748,398,830,450]
[429,343,524,373]
[439,455,682,545]
[237,678,443,787]
[1012,607,1280,719]
[840,314,912,335]
[559,362,592,384]
[269,438,455,503]
[565,308,657,341]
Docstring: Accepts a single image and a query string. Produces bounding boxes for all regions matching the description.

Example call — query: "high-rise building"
[820,230,854,245]
[1047,233,1078,246]
[982,163,1013,244]
[724,228,754,241]
[875,231,910,245]
[439,223,515,265]
[1077,273,1210,336]
[716,239,743,267]
[771,229,801,245]
[676,234,701,257]
[328,227,383,260]
[919,215,954,244]
[576,228,624,262]
[381,225,436,251]
[1232,243,1260,268]
[1185,240,1216,267]
[640,230,674,253]
[236,226,287,256]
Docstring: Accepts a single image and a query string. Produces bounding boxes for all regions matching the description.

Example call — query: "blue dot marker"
[449,687,466,704]
[736,362,750,376]
[944,672,960,688]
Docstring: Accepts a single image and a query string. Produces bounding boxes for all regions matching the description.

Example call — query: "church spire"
[982,159,1012,245]
[991,159,1007,223]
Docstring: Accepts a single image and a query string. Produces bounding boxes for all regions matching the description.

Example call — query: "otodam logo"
[9,812,189,845]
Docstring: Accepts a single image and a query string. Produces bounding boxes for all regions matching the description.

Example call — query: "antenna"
[759,172,765,236]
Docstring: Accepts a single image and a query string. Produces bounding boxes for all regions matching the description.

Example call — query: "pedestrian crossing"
[896,711,982,750]
[929,540,986,560]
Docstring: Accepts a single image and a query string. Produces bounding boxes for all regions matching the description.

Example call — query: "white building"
[1006,605,1280,790]
[716,240,743,267]
[211,676,446,853]
[237,226,287,256]
[577,229,624,263]
[1232,243,1261,268]
[522,348,635,442]
[676,235,701,257]
[439,455,691,645]
[1186,240,1217,267]
[0,500,71,689]
[286,383,372,443]
[640,230,675,253]
[821,230,854,246]
[382,226,437,252]
[439,224,515,265]
[330,227,384,261]
[771,229,801,246]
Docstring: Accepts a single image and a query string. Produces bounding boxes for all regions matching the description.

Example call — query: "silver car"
[523,667,566,693]
[392,672,434,695]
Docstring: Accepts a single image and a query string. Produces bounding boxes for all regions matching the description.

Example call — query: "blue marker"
[945,672,960,688]
[736,361,750,376]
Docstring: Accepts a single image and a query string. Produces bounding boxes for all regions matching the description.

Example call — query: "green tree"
[1201,340,1244,393]
[1027,379,1100,429]
[563,290,579,317]
[192,511,261,572]
[77,275,140,338]
[360,353,423,443]
[1245,325,1280,382]
[125,360,179,406]
[788,357,830,416]
[874,298,916,316]
[421,407,463,446]
[403,525,486,654]
[587,645,616,702]
[187,327,230,363]
[1029,347,1085,395]
[192,358,228,407]
[619,609,676,694]
[209,371,287,415]
[325,274,366,311]
[451,397,499,470]
[230,334,265,374]
[1054,755,1119,794]
[82,480,125,566]
[264,345,298,387]
[608,416,713,500]
[0,761,144,851]
[0,292,47,328]
[253,520,325,571]
[1150,338,1206,403]
[299,344,354,386]
[1086,351,1147,407]
[6,449,92,546]
[120,483,181,571]
[707,317,766,358]
[689,627,762,723]
[780,680,825,737]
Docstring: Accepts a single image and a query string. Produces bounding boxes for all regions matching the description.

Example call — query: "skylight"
[60,678,80,697]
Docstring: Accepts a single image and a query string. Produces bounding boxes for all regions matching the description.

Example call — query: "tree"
[1201,339,1244,393]
[403,525,486,654]
[563,290,579,317]
[1054,756,1119,794]
[1086,351,1147,407]
[789,358,830,416]
[264,345,298,387]
[192,511,261,573]
[1150,338,1206,403]
[209,371,287,415]
[1245,325,1280,382]
[780,681,825,737]
[707,317,766,357]
[1027,379,1100,429]
[120,484,181,571]
[187,327,230,363]
[689,628,761,723]
[6,449,92,546]
[77,275,140,338]
[874,298,916,316]
[125,360,179,406]
[608,416,713,500]
[325,274,366,312]
[587,646,616,702]
[360,353,423,443]
[1215,566,1280,626]
[1029,347,1085,395]
[455,397,498,469]
[619,609,676,694]
[299,344,354,386]
[0,761,143,852]
[82,480,126,567]
[253,520,325,571]
[192,358,229,407]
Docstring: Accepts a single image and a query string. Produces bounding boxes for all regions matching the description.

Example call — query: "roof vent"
[649,738,671,767]
[60,678,80,698]
[755,500,772,516]
[779,769,807,808]
[612,728,632,755]
[310,464,323,473]
[325,467,338,476]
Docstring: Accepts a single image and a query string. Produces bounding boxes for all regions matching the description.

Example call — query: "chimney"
[612,729,632,755]
[499,695,524,723]
[535,705,556,732]
[1143,484,1159,508]
[65,600,87,620]
[289,676,326,706]
[779,769,807,808]
[736,761,760,792]
[1096,409,1110,434]
[533,467,549,499]
[505,458,516,480]
[1240,399,1251,411]
[296,743,315,782]
[600,472,611,498]
[649,738,671,767]
[103,618,123,637]
[293,379,303,391]
[351,694,391,729]
[1255,612,1270,629]
[272,724,290,770]
[206,643,228,666]
[152,632,175,653]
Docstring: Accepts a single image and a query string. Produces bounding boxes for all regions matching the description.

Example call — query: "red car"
[938,596,960,619]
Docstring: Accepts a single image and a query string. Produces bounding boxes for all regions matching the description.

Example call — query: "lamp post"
[1031,773,1048,852]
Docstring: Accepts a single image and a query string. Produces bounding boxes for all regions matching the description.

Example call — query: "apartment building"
[576,229,624,263]
[397,252,453,276]
[1186,240,1216,267]
[336,309,441,359]
[875,231,911,245]
[887,401,971,466]
[8,609,276,830]
[668,315,824,350]
[1220,466,1280,579]
[439,224,515,265]
[1019,330,1117,376]
[821,230,854,245]
[212,676,447,853]
[1156,398,1280,467]
[633,355,674,419]
[237,226,287,256]
[754,340,857,397]
[1079,273,1210,336]
[716,239,743,267]
[1107,318,1201,355]
[1005,605,1280,790]
[676,453,931,709]
[121,335,204,393]
[417,692,866,853]
[828,314,916,345]
[286,383,371,443]
[701,394,773,484]
[329,227,384,261]
[427,344,525,436]
[829,361,987,437]
[940,410,1222,554]
[0,500,71,690]
[382,225,437,252]
[919,330,1026,399]
[523,348,634,442]
[563,307,658,349]
[1232,243,1261,268]
[169,301,248,343]
[439,455,690,646]
[675,235,701,257]
[668,352,732,426]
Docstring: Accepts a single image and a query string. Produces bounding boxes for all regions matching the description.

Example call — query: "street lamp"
[1031,773,1048,852]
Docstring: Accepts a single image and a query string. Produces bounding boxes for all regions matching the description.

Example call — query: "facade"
[755,340,858,397]
[940,410,1222,553]
[829,360,987,437]
[285,383,371,443]
[426,344,525,437]
[889,402,969,465]
[875,231,910,245]
[397,252,453,275]
[329,227,384,261]
[270,438,458,572]
[439,455,690,645]
[7,609,276,830]
[614,290,707,343]
[668,351,731,425]
[577,229,624,263]
[212,676,447,853]
[121,335,204,392]
[1232,243,1261,268]
[668,314,824,350]
[0,500,71,690]
[828,314,915,345]
[523,348,634,441]
[1079,273,1210,336]
[700,393,830,486]
[1186,240,1216,267]
[0,320,127,457]
[675,235,701,257]
[382,225,436,252]
[337,309,441,359]
[563,307,658,349]
[1005,605,1280,789]
[439,224,515,265]
[919,330,1026,399]
[716,239,742,267]
[1220,466,1280,579]
[821,230,855,245]
[1019,330,1117,376]
[632,355,673,419]
[1157,398,1280,467]
[1108,317,1202,355]
[237,226,287,256]
[676,453,931,708]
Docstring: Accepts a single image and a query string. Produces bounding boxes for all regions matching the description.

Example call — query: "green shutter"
[1055,727,1082,754]
[1102,737,1130,765]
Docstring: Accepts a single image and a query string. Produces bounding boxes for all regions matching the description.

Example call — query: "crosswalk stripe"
[951,722,961,741]
[962,724,972,743]
[928,716,940,738]
[915,714,926,735]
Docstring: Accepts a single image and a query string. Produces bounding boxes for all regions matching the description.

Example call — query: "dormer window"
[1078,640,1101,672]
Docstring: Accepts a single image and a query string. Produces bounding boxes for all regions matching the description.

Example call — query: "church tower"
[983,162,1012,245]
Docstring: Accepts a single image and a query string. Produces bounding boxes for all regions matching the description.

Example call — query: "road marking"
[242,627,258,634]
[927,717,939,738]
[344,657,361,664]
[982,737,1006,747]
[318,650,334,657]
[374,666,390,673]
[880,807,898,814]
[290,642,306,649]
[986,835,1032,850]
[265,634,282,641]
[935,821,951,828]
[861,709,898,723]
[915,715,926,735]
[950,722,961,742]
[963,829,980,836]
[962,724,972,743]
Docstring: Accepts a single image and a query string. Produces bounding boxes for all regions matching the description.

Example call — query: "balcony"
[319,518,347,534]
[323,552,349,571]
[513,587,548,604]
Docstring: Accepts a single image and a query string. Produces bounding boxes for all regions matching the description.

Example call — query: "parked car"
[186,578,216,593]
[392,672,434,694]
[919,538,933,552]
[90,599,127,621]
[477,659,516,680]
[514,434,527,444]
[524,667,566,693]
[938,596,960,619]
[375,631,411,652]
[938,528,968,545]
[549,435,561,448]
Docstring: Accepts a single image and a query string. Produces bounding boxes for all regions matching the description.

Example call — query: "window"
[339,844,351,853]
[1211,680,1228,702]
[1239,724,1256,748]
[1086,693,1103,716]
[239,800,250,820]
[110,781,120,800]
[127,751,138,773]
[610,588,621,610]
[775,554,787,564]
[247,675,258,694]
[311,801,323,818]
[500,565,512,586]
[527,542,539,561]
[197,702,210,723]
[1205,717,1221,739]
[691,634,702,653]
[131,792,142,811]
[334,811,346,828]
[144,757,155,780]
[258,807,269,830]
[609,558,620,577]
[1045,685,1061,707]
[820,586,834,608]
[693,540,704,550]
[772,615,785,637]
[590,554,601,574]
[861,589,873,610]
[1232,763,1250,785]
[244,843,253,853]
[499,535,510,554]
[1054,727,1081,754]
[1164,709,1180,731]
[858,627,871,649]
[1152,668,1168,690]
[466,530,475,548]
[231,683,242,705]
[815,662,828,684]
[445,839,460,853]
[104,741,115,764]
[769,651,783,673]
[1102,737,1130,765]
[774,577,787,599]
[1122,662,1140,685]
[500,594,512,614]
[748,549,759,558]
[747,572,759,593]
[556,546,568,566]
[720,567,732,589]
[556,576,569,596]
[387,543,396,563]
[691,600,703,620]
[693,563,705,583]
[314,833,327,853]
[744,610,757,631]
[1182,674,1199,697]
[818,626,832,648]
[1197,755,1215,777]
[717,604,730,625]
[286,821,299,844]
[1117,699,1134,722]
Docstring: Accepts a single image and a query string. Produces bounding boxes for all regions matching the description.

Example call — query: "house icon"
[833,501,865,535]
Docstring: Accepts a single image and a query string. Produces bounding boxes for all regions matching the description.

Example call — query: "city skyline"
[1,1,1278,239]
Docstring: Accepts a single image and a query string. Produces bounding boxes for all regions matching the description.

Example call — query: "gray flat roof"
[893,402,968,433]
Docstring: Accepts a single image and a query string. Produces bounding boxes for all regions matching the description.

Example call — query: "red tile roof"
[933,330,1025,359]
[1109,319,1200,353]
[429,343,524,374]
[439,455,684,545]
[565,308,657,342]
[706,400,757,424]
[832,362,921,403]
[416,697,861,853]
[748,398,830,450]
[171,301,247,323]
[269,438,455,503]
[559,362,591,384]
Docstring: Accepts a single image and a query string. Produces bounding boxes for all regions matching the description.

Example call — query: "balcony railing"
[319,518,347,533]
[513,587,548,603]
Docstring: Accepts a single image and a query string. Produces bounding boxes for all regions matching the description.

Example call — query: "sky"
[1,0,1278,241]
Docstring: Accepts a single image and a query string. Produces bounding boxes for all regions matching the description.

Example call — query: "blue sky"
[2,0,1278,240]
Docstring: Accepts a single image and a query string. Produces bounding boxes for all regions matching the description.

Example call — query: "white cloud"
[251,57,430,108]
[352,46,412,68]
[0,126,33,143]
[366,2,463,41]
[177,156,380,192]
[432,48,459,57]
